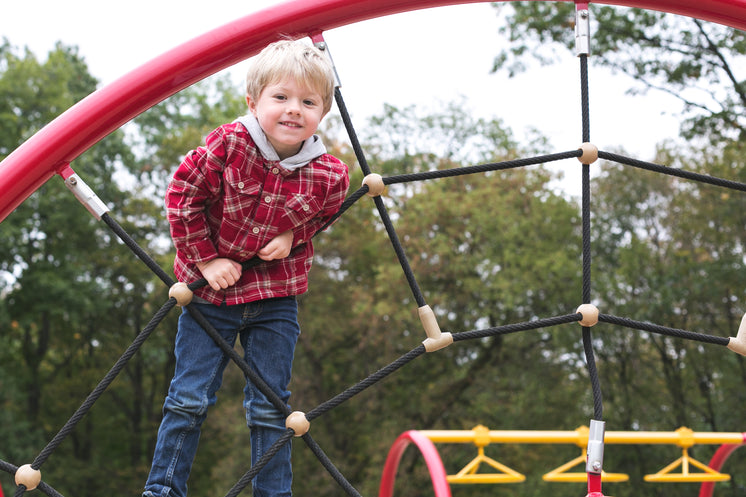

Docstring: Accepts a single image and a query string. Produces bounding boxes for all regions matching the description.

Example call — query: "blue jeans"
[143,297,299,497]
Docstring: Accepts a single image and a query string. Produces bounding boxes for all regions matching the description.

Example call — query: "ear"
[246,95,257,116]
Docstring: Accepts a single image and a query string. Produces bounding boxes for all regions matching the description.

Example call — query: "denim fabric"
[143,297,299,497]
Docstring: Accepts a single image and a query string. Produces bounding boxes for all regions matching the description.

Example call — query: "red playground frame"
[3,0,746,222]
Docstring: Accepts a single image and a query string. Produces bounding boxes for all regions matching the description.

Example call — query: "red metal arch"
[698,434,746,497]
[2,0,746,222]
[379,430,451,497]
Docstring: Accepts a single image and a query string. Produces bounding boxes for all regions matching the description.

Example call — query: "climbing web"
[3,7,746,497]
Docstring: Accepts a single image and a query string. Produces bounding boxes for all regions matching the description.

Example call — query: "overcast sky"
[3,0,684,193]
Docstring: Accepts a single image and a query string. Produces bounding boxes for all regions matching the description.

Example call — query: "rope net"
[2,4,745,497]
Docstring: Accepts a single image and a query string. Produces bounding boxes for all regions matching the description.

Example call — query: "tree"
[493,2,746,144]
[0,42,182,496]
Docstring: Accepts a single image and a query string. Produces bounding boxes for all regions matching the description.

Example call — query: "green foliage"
[494,3,746,144]
[3,11,746,496]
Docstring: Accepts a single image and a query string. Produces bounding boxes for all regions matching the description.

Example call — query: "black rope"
[223,429,295,497]
[583,327,604,420]
[581,162,592,307]
[2,461,65,497]
[384,150,583,186]
[334,85,428,308]
[301,434,364,497]
[29,298,176,473]
[580,54,590,144]
[598,150,746,192]
[11,26,745,497]
[317,186,369,233]
[186,303,291,417]
[374,194,426,306]
[102,213,175,287]
[306,346,426,421]
[579,50,603,421]
[599,313,731,346]
[335,87,372,176]
[453,313,582,342]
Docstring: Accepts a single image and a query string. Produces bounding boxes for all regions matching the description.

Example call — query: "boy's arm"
[166,129,229,266]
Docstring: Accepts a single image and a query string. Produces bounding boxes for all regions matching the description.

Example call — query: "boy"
[143,40,350,497]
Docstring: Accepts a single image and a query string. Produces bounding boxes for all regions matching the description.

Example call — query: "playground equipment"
[380,425,746,497]
[3,1,746,496]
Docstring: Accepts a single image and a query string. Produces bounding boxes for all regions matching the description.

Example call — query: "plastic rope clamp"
[419,305,453,352]
[727,313,746,355]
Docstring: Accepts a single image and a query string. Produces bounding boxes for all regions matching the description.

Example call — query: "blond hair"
[246,40,336,114]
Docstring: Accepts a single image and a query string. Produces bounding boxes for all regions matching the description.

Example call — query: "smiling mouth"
[280,121,302,128]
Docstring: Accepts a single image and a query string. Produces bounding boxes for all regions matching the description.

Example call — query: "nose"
[285,98,301,115]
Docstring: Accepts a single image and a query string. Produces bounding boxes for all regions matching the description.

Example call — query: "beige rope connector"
[727,313,746,356]
[362,173,385,197]
[578,143,599,165]
[285,411,310,437]
[576,303,599,327]
[419,305,453,352]
[15,464,42,491]
[169,282,193,307]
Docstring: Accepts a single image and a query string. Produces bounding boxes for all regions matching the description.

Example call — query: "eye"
[273,94,287,101]
[303,99,318,106]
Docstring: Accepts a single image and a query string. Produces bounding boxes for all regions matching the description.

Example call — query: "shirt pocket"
[284,193,322,227]
[222,167,262,221]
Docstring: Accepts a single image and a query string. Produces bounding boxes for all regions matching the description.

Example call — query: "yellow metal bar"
[643,447,731,482]
[417,425,744,485]
[419,427,745,446]
[542,450,629,483]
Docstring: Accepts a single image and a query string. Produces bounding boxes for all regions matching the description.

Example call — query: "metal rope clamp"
[586,419,606,474]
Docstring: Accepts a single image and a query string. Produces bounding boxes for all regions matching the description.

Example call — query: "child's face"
[247,78,326,160]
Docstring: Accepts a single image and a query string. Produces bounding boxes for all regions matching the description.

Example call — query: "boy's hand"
[196,258,242,291]
[257,230,294,261]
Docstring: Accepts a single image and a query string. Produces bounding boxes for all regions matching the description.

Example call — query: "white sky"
[3,0,685,194]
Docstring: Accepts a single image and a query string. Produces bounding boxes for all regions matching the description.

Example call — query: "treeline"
[2,5,746,496]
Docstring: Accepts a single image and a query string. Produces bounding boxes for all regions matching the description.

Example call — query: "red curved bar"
[3,0,746,222]
[698,433,746,497]
[379,430,451,497]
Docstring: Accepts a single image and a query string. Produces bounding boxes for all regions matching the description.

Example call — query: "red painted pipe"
[698,433,746,497]
[379,430,451,497]
[2,0,746,222]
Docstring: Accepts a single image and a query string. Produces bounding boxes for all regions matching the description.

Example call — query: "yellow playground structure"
[380,425,746,497]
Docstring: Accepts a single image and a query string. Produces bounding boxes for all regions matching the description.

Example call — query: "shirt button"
[252,227,260,234]
[237,181,244,189]
[272,167,280,174]
[264,195,272,203]
[302,205,310,211]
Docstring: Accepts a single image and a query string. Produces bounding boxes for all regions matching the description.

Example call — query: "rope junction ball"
[578,143,599,165]
[168,282,194,307]
[576,304,600,327]
[362,173,385,197]
[286,411,311,437]
[15,464,42,491]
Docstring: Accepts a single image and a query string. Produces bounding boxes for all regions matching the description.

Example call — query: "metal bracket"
[312,35,342,89]
[586,419,606,474]
[575,8,591,56]
[64,173,110,220]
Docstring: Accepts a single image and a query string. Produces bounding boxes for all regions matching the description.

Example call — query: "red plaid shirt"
[166,122,350,305]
